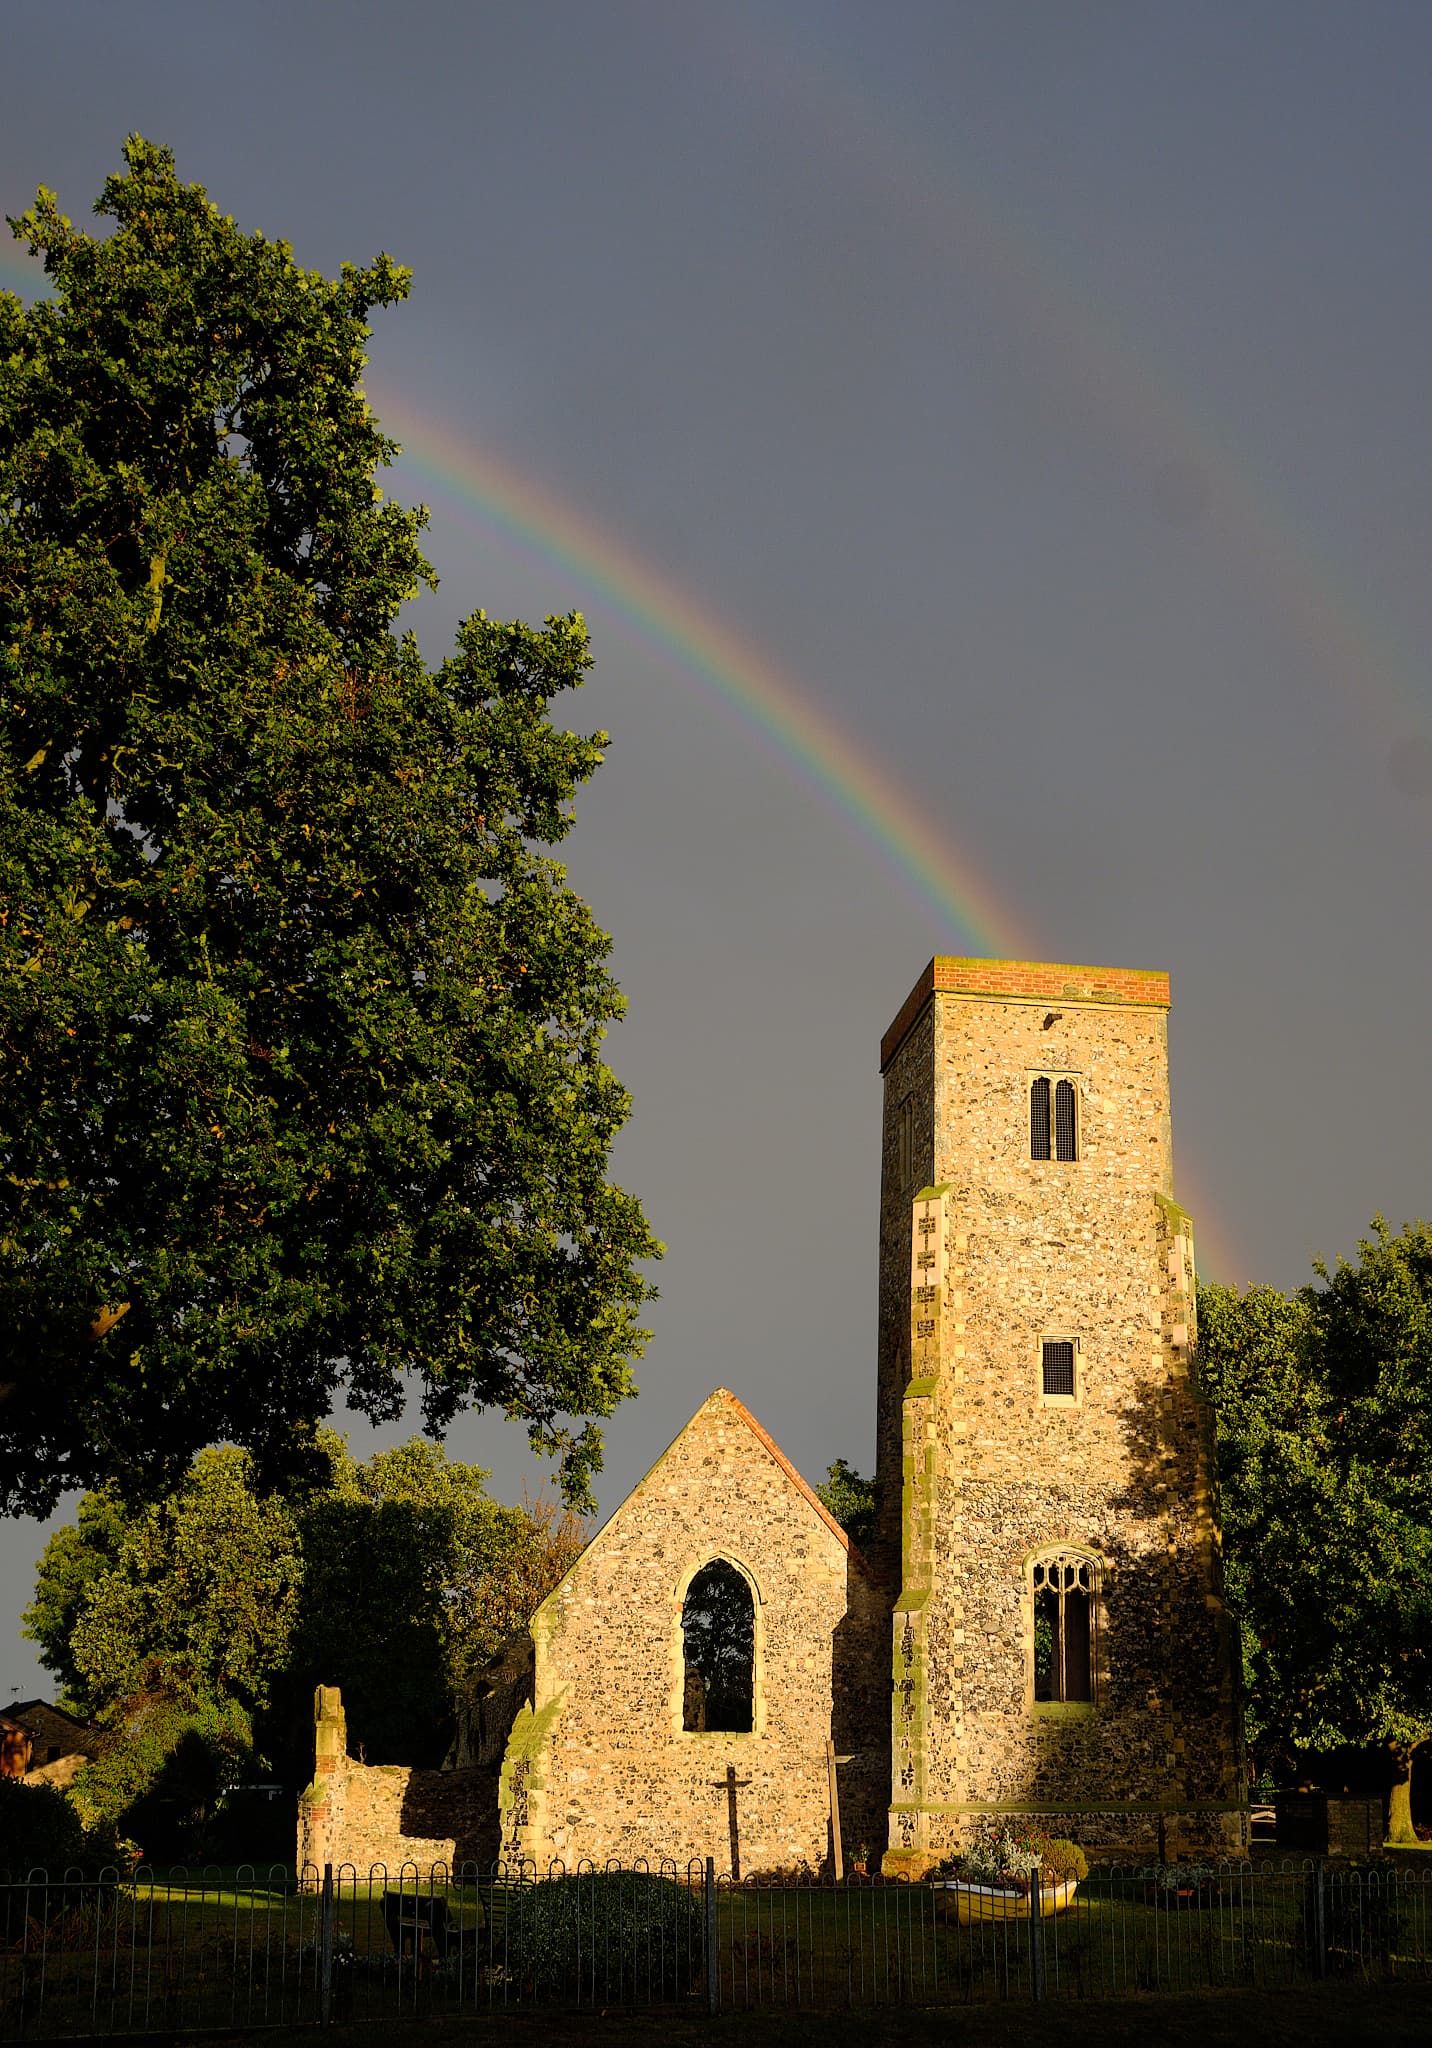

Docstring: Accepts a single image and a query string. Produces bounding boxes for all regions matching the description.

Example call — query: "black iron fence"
[2,1857,1429,2038]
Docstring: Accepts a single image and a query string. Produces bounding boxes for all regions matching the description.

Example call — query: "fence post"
[319,1862,335,2026]
[1029,1878,1044,2002]
[1313,1858,1327,1979]
[705,1857,719,2015]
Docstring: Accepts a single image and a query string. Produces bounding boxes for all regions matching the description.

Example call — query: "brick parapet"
[881,959,1171,1073]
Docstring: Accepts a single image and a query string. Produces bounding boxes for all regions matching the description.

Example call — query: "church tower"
[876,960,1244,1868]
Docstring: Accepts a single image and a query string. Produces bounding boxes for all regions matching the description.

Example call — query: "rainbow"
[373,391,1036,959]
[0,244,1032,951]
[692,15,1432,773]
[3,240,1245,1275]
[369,397,1244,1281]
[0,248,45,296]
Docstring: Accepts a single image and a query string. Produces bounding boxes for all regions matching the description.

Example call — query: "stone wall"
[499,1390,890,1874]
[878,960,1245,1868]
[297,1686,500,1875]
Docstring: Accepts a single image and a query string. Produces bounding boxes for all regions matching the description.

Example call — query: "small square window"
[1042,1340,1076,1398]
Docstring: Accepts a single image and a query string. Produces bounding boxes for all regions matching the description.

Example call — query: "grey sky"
[3,1,1430,1703]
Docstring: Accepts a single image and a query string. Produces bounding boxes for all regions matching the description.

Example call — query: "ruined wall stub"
[297,1684,500,1875]
[877,960,1245,1869]
[499,1389,888,1873]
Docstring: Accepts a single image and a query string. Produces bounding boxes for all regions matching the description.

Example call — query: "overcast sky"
[3,0,1430,1705]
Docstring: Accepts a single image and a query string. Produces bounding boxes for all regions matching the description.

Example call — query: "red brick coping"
[881,958,1171,1072]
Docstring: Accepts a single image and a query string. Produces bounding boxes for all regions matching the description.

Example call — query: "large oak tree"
[0,140,658,1514]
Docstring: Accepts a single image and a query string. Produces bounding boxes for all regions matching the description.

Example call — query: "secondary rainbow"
[700,16,1432,765]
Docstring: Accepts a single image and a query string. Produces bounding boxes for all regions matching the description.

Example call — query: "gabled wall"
[500,1390,889,1873]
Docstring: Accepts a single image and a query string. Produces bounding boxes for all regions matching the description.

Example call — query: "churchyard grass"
[2,1861,1428,2039]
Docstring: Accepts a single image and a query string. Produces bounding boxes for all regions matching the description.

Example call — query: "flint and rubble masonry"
[498,1390,889,1875]
[877,959,1244,1869]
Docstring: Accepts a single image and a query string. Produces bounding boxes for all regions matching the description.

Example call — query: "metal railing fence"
[1,1856,1428,2039]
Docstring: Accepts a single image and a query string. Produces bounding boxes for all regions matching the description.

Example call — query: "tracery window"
[1032,1553,1095,1703]
[682,1561,755,1732]
[1030,1077,1078,1161]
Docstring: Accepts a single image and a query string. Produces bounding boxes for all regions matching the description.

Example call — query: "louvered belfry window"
[1031,1075,1079,1160]
[1030,1076,1052,1159]
[1042,1339,1076,1397]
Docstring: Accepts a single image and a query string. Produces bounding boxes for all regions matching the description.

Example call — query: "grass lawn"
[4,1868,1427,2040]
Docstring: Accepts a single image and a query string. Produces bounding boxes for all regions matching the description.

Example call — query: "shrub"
[504,1870,703,2001]
[0,1780,87,1875]
[0,1779,129,1877]
[934,1825,1087,1888]
[1041,1837,1088,1882]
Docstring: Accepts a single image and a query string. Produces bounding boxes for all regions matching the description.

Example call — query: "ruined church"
[300,958,1247,1874]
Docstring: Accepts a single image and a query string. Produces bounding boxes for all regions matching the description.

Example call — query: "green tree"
[1198,1220,1432,1844]
[0,138,657,1518]
[25,1433,587,1834]
[60,1447,303,1722]
[814,1457,877,1548]
[19,1484,131,1704]
[286,1435,585,1764]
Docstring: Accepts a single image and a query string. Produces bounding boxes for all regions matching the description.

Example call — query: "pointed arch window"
[1030,1076,1079,1161]
[1032,1553,1096,1703]
[682,1561,754,1732]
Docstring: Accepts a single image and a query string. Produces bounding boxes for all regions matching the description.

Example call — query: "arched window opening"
[682,1561,755,1733]
[1030,1076,1052,1160]
[1054,1079,1078,1161]
[1032,1554,1095,1703]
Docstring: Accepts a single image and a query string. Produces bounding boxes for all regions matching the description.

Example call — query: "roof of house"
[6,1699,96,1731]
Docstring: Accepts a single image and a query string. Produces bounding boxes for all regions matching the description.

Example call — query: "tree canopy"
[1197,1218,1432,1842]
[0,138,658,1516]
[814,1457,877,1549]
[24,1434,585,1836]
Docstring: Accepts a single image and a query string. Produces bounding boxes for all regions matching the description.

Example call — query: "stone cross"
[710,1764,753,1880]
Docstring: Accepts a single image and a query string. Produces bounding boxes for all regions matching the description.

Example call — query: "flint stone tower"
[877,960,1244,1869]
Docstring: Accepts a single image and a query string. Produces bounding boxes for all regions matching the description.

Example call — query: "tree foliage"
[24,1434,587,1837]
[27,1446,302,1723]
[1197,1219,1432,1841]
[0,138,657,1516]
[284,1434,585,1763]
[814,1457,877,1548]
